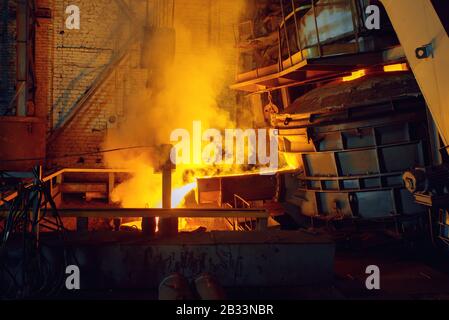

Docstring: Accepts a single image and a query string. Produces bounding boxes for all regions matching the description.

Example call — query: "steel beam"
[44,208,269,219]
[16,0,30,116]
[381,0,449,146]
[158,159,178,237]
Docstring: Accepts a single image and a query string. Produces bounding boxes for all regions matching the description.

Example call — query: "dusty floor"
[54,234,449,300]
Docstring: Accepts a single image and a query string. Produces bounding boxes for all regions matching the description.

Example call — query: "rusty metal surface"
[232,0,402,93]
[11,208,269,219]
[0,117,46,171]
[277,73,429,222]
[281,73,421,116]
[197,174,277,205]
[231,49,401,92]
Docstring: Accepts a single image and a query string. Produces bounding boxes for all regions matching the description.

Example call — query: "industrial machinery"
[275,73,430,230]
[232,0,434,234]
[379,0,449,248]
[403,165,449,207]
[229,0,449,243]
[2,0,449,301]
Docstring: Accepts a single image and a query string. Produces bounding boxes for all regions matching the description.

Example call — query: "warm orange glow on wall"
[383,63,409,72]
[342,69,366,82]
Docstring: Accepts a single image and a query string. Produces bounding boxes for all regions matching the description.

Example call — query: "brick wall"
[46,0,133,169]
[36,0,54,119]
[0,1,48,172]
[41,0,242,169]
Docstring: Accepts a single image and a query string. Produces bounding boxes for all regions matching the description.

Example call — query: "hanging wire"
[0,167,78,299]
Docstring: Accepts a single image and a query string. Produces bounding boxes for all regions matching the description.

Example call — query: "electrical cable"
[0,169,77,299]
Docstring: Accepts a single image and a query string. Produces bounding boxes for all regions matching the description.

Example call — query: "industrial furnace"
[1,0,449,307]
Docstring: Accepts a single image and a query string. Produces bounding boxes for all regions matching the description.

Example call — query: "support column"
[159,144,178,237]
[142,144,176,237]
[16,0,27,116]
[16,0,34,116]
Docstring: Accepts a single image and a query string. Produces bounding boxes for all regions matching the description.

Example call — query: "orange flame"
[342,69,366,82]
[121,181,197,231]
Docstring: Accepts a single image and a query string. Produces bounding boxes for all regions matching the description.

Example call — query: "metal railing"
[223,194,259,231]
[278,0,363,71]
[0,168,269,235]
[0,168,134,206]
[235,0,371,78]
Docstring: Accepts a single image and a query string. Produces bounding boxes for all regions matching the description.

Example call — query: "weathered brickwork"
[1,0,242,170]
[46,0,132,169]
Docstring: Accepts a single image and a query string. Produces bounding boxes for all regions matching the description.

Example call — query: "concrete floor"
[333,244,449,300]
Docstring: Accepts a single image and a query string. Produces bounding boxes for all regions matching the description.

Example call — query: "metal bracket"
[415,43,434,59]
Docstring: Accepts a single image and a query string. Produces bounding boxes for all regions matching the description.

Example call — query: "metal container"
[275,73,430,223]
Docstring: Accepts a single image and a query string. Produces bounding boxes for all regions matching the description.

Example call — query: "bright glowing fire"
[103,3,297,233]
[171,181,198,208]
[121,181,198,231]
[342,69,366,82]
[118,164,296,232]
[383,63,408,72]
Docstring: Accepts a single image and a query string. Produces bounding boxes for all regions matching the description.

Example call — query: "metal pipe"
[16,0,29,116]
[158,160,178,237]
[158,144,178,237]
